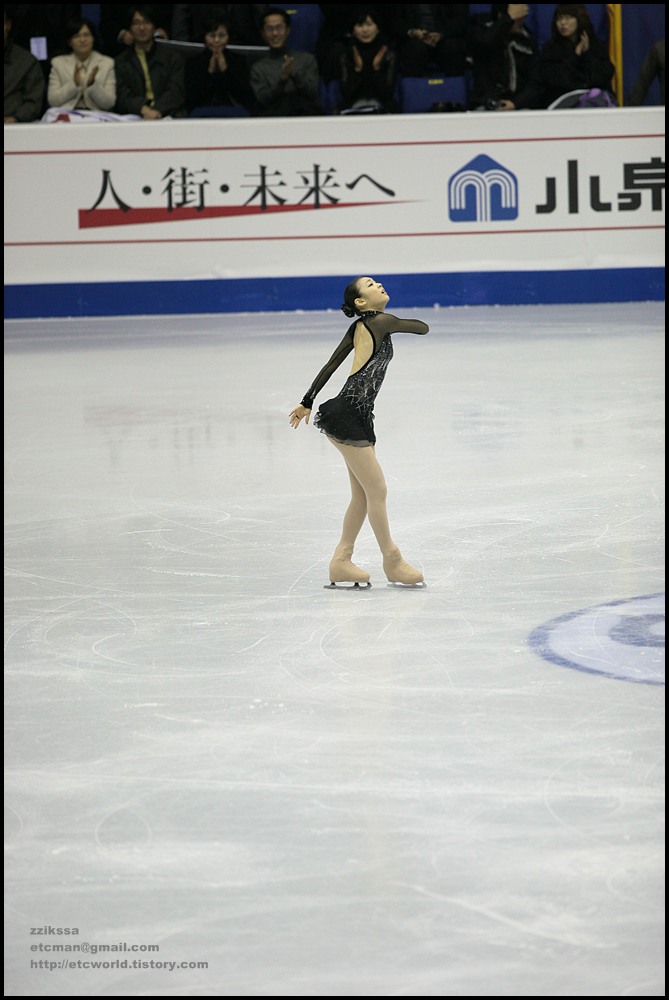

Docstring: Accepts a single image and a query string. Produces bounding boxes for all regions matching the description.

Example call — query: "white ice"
[4,301,665,997]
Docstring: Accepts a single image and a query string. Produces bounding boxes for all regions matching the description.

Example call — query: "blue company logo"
[448,154,518,222]
[528,594,665,685]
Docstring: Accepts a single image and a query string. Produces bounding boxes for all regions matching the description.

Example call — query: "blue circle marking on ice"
[528,593,665,685]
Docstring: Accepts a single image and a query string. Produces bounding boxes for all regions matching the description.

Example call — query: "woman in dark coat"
[184,13,256,116]
[334,7,398,114]
[539,3,615,108]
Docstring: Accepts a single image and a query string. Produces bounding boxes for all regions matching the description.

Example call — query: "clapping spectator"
[47,15,116,112]
[250,7,323,116]
[185,13,256,116]
[4,7,45,121]
[333,7,398,114]
[114,5,186,118]
[468,4,543,110]
[539,4,615,108]
[316,4,393,82]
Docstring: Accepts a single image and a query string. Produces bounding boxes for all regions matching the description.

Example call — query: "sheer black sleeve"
[300,323,356,409]
[299,312,428,409]
[366,312,430,339]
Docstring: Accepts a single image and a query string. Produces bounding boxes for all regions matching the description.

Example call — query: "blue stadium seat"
[274,4,323,54]
[319,79,342,114]
[399,75,468,113]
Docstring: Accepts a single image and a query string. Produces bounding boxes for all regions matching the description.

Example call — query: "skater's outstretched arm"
[289,324,358,428]
[367,312,430,337]
[288,277,428,430]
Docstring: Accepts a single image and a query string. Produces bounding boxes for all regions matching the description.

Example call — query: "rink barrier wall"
[4,109,664,317]
[4,268,663,319]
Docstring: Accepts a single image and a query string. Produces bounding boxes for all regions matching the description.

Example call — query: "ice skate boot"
[325,545,371,590]
[383,547,425,587]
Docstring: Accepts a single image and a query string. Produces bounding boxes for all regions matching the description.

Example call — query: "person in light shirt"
[47,15,116,111]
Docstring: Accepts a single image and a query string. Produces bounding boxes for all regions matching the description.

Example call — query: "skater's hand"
[289,404,311,429]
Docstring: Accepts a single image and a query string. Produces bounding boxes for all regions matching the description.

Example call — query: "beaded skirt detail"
[314,334,393,446]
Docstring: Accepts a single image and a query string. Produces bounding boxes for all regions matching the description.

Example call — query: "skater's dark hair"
[341,277,365,318]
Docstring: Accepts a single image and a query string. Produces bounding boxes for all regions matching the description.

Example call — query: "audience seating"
[274,4,323,55]
[399,75,469,113]
[319,79,342,115]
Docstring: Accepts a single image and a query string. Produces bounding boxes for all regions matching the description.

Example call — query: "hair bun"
[341,303,356,318]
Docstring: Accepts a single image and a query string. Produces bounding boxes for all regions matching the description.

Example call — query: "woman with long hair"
[289,277,429,589]
[540,3,615,108]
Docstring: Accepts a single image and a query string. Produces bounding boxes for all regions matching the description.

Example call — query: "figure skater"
[289,276,429,588]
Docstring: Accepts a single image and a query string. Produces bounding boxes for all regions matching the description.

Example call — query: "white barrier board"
[4,108,664,287]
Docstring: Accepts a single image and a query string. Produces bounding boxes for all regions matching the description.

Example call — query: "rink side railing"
[4,107,664,317]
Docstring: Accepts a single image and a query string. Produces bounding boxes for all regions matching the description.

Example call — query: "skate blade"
[324,581,372,590]
[386,581,427,589]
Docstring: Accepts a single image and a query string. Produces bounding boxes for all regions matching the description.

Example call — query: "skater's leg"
[332,442,392,552]
[340,465,368,544]
[331,442,423,585]
[327,445,370,584]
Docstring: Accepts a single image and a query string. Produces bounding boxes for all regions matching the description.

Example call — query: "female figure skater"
[289,276,429,588]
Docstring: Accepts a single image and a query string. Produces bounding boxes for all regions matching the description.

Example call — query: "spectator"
[47,15,116,111]
[184,13,256,117]
[468,4,543,110]
[172,5,269,47]
[98,4,173,57]
[114,4,185,118]
[539,3,615,109]
[4,3,79,81]
[390,4,470,78]
[333,7,398,114]
[250,7,323,116]
[316,4,393,82]
[628,38,664,107]
[4,7,45,121]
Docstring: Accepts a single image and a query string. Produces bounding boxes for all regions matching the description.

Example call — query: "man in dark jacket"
[99,4,173,57]
[628,38,664,107]
[114,4,185,118]
[4,8,45,121]
[4,3,79,80]
[390,5,470,77]
[468,4,544,110]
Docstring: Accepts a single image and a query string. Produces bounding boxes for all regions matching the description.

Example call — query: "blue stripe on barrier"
[4,268,664,319]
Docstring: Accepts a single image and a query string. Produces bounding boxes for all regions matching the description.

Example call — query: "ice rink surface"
[4,301,665,997]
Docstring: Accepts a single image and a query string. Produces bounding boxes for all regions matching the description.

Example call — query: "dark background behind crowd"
[4,4,666,123]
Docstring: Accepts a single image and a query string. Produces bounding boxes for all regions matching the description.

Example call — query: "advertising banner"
[4,108,664,313]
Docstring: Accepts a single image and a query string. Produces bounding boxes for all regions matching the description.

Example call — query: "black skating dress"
[300,310,429,447]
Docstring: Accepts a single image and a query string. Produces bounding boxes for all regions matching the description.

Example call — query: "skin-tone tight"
[330,440,395,557]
